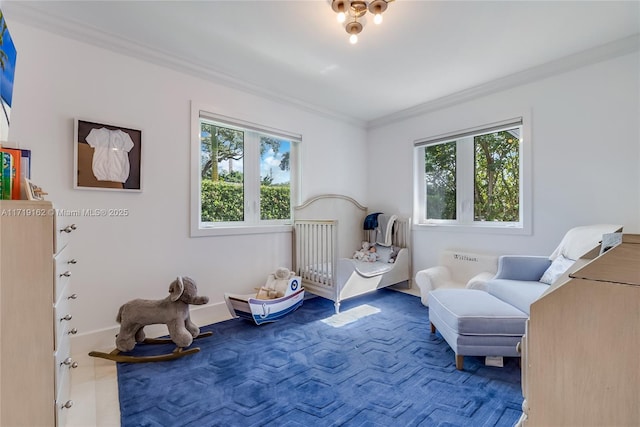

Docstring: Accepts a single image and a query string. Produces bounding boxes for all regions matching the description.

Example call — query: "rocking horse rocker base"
[89,331,213,363]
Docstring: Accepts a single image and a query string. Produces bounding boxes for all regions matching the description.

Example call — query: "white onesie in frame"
[85,127,135,183]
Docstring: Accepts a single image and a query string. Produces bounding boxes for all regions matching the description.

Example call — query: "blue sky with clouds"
[216,139,290,185]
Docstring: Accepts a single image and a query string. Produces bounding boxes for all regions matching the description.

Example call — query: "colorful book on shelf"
[1,152,12,200]
[0,148,22,199]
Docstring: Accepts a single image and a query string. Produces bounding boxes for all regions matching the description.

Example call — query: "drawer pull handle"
[68,259,77,264]
[60,314,72,322]
[61,400,74,410]
[61,224,77,234]
[68,328,78,335]
[516,342,522,354]
[68,294,78,300]
[60,357,79,369]
[60,271,72,278]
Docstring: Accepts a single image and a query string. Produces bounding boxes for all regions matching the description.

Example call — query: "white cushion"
[353,260,393,277]
[374,244,394,263]
[486,279,550,315]
[539,254,574,285]
[549,224,622,261]
[466,271,497,291]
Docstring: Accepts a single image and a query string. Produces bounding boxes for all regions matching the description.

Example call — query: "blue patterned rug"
[117,289,523,426]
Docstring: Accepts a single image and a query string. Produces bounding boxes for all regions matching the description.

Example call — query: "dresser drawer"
[54,216,77,254]
[55,362,73,427]
[54,283,76,349]
[55,335,77,427]
[55,332,74,393]
[54,244,76,303]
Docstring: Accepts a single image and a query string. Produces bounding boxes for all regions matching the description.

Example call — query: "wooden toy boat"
[225,277,304,325]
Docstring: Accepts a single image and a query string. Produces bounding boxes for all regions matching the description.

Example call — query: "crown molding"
[368,34,640,130]
[2,2,367,129]
[4,2,637,132]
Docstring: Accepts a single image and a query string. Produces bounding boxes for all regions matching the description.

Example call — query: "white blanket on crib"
[352,260,394,277]
[304,259,394,280]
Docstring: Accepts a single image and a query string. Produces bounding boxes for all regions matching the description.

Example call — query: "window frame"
[190,102,300,237]
[413,115,532,235]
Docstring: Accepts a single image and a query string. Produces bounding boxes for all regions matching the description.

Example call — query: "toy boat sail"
[224,277,304,325]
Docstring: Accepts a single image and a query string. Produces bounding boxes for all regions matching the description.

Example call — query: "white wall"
[6,23,368,345]
[6,21,639,353]
[367,52,640,274]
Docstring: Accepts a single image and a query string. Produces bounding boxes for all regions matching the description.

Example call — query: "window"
[414,117,530,233]
[191,103,300,236]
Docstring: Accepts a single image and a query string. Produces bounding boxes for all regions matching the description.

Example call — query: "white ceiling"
[3,1,640,126]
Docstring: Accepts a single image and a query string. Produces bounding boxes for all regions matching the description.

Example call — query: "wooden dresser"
[520,234,640,425]
[0,200,79,426]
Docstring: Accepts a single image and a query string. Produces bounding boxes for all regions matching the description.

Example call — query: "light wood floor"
[66,358,120,426]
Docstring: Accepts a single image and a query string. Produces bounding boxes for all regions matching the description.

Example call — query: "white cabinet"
[0,200,79,426]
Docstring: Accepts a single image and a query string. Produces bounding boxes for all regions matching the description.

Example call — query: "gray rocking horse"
[89,276,211,363]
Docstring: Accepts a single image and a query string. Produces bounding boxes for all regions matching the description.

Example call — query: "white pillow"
[539,255,574,285]
[374,244,394,263]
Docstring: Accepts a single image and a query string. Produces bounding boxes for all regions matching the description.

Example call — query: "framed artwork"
[0,10,18,141]
[74,119,142,191]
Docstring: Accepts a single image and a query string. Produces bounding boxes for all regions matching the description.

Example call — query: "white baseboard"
[71,301,233,367]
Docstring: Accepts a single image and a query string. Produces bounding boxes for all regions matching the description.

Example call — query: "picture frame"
[23,177,45,201]
[74,119,142,191]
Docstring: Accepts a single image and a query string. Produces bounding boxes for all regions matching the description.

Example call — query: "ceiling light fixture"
[332,0,393,44]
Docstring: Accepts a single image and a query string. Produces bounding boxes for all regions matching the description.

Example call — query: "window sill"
[190,224,293,238]
[413,222,531,236]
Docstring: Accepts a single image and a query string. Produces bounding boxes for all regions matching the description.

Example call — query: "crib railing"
[294,220,338,288]
[392,218,411,249]
[294,217,411,297]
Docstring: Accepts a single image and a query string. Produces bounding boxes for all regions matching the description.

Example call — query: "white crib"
[293,194,411,313]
